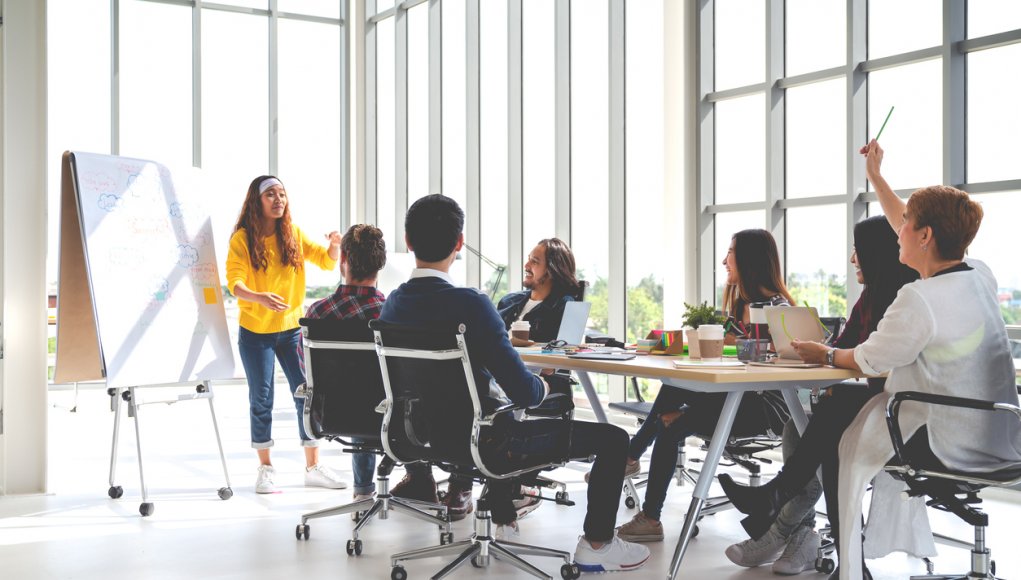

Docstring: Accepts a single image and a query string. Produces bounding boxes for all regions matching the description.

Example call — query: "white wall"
[1,0,49,494]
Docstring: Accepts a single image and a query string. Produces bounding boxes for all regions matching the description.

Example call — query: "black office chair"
[293,318,450,556]
[884,391,1021,579]
[369,319,581,580]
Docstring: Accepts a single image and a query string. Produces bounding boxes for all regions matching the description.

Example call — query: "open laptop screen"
[556,301,592,345]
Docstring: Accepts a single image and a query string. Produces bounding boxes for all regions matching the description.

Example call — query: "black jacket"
[496,290,575,343]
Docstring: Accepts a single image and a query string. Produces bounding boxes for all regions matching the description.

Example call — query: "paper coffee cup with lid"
[510,320,531,341]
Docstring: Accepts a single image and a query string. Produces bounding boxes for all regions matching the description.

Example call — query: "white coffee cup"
[698,324,726,361]
[510,320,531,341]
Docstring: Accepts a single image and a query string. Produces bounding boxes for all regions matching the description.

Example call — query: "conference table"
[518,350,864,580]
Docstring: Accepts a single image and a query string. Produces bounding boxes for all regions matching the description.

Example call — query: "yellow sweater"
[226,225,337,334]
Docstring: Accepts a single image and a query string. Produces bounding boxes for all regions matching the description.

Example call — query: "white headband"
[258,178,283,194]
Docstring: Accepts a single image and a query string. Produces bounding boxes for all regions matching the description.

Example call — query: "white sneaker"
[495,521,520,540]
[304,464,348,489]
[255,465,277,494]
[574,534,650,573]
[772,525,820,575]
[351,492,374,521]
[513,487,543,520]
[725,525,786,567]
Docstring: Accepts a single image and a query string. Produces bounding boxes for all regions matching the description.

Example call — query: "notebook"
[763,306,829,360]
[556,301,592,346]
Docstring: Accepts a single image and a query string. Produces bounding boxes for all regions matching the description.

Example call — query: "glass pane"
[967,45,1021,183]
[786,78,846,198]
[522,0,556,250]
[786,0,845,76]
[626,0,672,347]
[208,0,266,10]
[867,60,942,190]
[48,0,111,286]
[202,9,269,281]
[715,93,765,204]
[442,0,467,210]
[377,17,397,243]
[572,0,609,335]
[120,0,192,169]
[479,0,509,301]
[968,0,1021,38]
[786,205,848,318]
[868,0,941,60]
[277,0,340,19]
[407,4,430,204]
[714,211,765,307]
[714,0,764,90]
[374,0,396,12]
[967,192,1021,324]
[278,19,342,292]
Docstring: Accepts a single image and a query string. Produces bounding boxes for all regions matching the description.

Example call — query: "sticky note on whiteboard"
[203,287,217,304]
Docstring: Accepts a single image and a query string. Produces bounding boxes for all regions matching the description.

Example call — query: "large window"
[698,1,1021,330]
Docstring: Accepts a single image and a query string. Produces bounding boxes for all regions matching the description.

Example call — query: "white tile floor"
[2,384,1019,579]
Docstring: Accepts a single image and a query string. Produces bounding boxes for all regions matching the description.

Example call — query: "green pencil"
[874,105,895,141]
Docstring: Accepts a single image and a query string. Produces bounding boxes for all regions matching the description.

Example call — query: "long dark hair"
[722,229,794,319]
[855,216,920,334]
[233,175,302,271]
[538,238,583,299]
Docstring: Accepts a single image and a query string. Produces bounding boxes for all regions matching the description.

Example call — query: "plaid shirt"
[304,284,385,321]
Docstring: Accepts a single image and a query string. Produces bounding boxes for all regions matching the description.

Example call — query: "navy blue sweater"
[380,276,546,412]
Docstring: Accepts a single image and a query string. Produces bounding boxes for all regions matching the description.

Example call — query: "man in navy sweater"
[379,194,649,572]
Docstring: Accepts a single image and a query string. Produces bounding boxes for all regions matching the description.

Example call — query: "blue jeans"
[350,438,377,495]
[238,327,316,448]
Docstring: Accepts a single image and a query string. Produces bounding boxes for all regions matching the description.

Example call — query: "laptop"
[556,301,592,346]
[762,305,830,361]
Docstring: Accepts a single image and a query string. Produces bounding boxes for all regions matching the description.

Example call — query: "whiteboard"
[56,151,234,389]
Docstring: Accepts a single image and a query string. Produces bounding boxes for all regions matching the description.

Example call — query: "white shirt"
[516,299,542,322]
[853,258,1021,471]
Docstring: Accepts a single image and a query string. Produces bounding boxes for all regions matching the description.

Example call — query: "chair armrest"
[480,402,526,426]
[524,393,575,418]
[885,391,1021,467]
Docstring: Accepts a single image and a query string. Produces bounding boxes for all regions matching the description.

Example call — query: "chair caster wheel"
[561,563,581,579]
[296,524,309,540]
[390,565,407,580]
[471,554,489,568]
[691,525,699,538]
[624,496,636,509]
[815,557,835,574]
[139,502,154,517]
[218,487,233,500]
[108,485,124,499]
[440,532,453,545]
[346,538,362,556]
[556,491,570,502]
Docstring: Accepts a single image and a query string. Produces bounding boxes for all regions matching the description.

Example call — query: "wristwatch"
[825,348,836,367]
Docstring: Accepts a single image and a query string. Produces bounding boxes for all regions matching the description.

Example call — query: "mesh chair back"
[369,320,479,467]
[300,317,383,443]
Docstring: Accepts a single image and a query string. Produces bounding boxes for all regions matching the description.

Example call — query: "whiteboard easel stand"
[107,380,234,517]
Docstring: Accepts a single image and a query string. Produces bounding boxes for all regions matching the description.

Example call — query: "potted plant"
[681,301,727,358]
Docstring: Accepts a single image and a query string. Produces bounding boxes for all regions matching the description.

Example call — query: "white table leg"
[667,389,745,580]
[782,387,810,433]
[574,370,608,424]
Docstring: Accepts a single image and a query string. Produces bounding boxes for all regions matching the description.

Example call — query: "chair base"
[295,472,451,552]
[391,505,575,580]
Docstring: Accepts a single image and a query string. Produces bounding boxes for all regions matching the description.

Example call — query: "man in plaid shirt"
[304,224,387,503]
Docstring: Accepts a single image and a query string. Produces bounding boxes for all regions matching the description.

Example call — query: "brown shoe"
[616,511,664,542]
[391,471,439,504]
[442,484,474,521]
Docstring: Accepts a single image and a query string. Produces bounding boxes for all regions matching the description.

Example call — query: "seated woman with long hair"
[720,215,918,576]
[615,228,794,543]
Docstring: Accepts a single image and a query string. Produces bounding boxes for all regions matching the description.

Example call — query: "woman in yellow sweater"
[226,175,346,494]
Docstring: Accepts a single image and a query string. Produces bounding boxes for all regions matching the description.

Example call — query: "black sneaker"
[390,472,439,504]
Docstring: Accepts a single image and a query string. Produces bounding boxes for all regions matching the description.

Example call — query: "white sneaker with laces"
[724,525,787,567]
[573,534,651,573]
[772,525,820,575]
[304,464,348,489]
[513,487,543,520]
[255,465,277,494]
